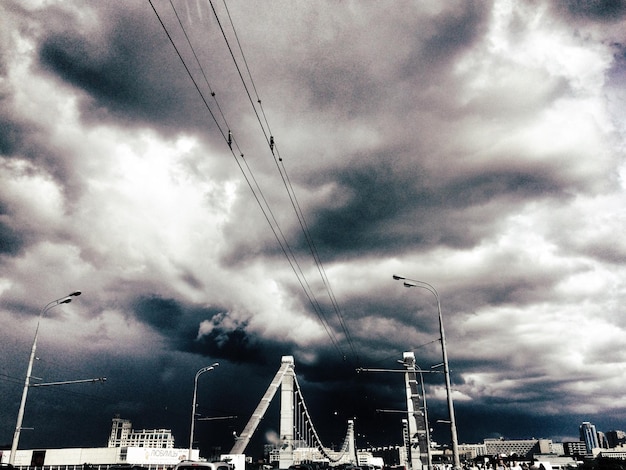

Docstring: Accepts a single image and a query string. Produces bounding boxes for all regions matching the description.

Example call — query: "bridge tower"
[229,355,354,469]
[401,352,430,470]
[229,356,298,468]
[345,419,357,465]
[279,356,295,469]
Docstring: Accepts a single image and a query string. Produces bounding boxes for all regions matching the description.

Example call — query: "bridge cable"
[293,373,351,462]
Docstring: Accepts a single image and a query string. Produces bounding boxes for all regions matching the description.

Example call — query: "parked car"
[108,465,145,470]
[173,461,232,470]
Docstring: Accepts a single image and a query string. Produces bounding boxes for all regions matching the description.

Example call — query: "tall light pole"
[10,291,82,465]
[189,362,219,459]
[393,275,460,470]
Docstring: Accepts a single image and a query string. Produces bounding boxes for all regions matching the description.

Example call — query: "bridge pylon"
[401,352,430,470]
[229,355,354,469]
[279,355,295,469]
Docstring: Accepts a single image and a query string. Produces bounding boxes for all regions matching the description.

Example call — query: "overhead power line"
[217,0,359,365]
[148,0,360,366]
[210,0,360,365]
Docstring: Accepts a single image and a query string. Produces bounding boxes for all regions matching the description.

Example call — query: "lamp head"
[199,363,219,374]
[392,275,405,280]
[60,298,72,305]
[69,291,82,297]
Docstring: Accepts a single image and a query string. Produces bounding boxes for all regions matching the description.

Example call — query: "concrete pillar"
[279,356,295,469]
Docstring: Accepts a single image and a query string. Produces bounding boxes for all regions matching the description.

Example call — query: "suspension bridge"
[225,354,430,470]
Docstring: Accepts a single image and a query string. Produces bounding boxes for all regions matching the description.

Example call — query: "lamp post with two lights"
[189,363,219,458]
[10,291,82,465]
[393,275,460,469]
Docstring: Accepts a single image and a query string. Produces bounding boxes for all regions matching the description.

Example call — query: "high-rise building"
[579,422,599,453]
[597,432,609,449]
[563,441,587,456]
[108,416,175,449]
[606,430,626,448]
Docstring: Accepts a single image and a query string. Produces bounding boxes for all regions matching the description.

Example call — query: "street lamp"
[393,275,460,470]
[189,362,219,459]
[10,291,82,465]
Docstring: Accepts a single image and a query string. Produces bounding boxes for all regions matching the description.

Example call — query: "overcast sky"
[2,0,626,460]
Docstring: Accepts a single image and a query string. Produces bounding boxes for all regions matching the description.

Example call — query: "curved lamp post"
[189,362,219,459]
[393,275,460,470]
[10,291,82,465]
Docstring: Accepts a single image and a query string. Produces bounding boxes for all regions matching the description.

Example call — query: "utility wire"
[370,338,443,368]
[170,0,347,359]
[147,0,226,141]
[0,371,109,403]
[0,372,24,386]
[168,0,230,132]
[149,0,346,359]
[214,0,360,366]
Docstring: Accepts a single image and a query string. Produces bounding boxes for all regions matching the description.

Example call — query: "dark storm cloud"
[454,275,554,308]
[0,116,26,156]
[410,1,491,71]
[294,3,492,118]
[573,238,626,264]
[452,407,585,443]
[32,1,242,137]
[0,219,24,255]
[309,291,444,357]
[5,346,200,450]
[37,11,191,130]
[131,294,295,366]
[0,104,88,207]
[132,295,186,330]
[301,155,565,256]
[557,0,626,22]
[0,193,26,255]
[192,326,270,365]
[0,101,47,161]
[302,58,378,117]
